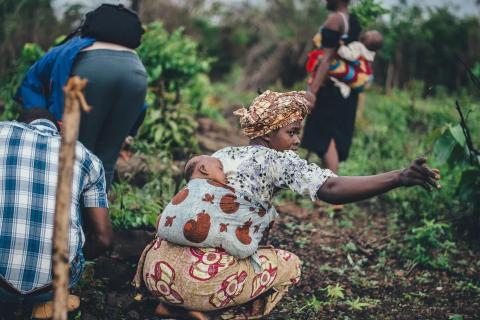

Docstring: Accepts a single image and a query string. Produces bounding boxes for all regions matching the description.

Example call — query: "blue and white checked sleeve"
[82,155,108,208]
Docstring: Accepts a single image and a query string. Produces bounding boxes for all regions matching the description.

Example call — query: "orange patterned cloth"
[234,90,311,139]
[134,238,301,319]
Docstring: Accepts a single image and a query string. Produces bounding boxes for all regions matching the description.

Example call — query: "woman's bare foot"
[154,303,210,320]
[250,298,265,316]
[154,303,172,317]
[188,310,211,320]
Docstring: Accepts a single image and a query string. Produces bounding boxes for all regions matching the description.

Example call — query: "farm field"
[0,1,479,319]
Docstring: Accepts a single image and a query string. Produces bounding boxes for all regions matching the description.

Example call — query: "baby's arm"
[337,42,364,61]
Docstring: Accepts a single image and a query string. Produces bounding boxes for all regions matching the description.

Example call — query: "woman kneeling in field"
[134,90,441,319]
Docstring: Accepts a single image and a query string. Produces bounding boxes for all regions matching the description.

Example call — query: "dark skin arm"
[82,207,113,259]
[317,158,441,204]
[309,13,343,95]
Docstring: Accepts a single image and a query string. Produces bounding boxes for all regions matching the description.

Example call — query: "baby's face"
[199,156,228,184]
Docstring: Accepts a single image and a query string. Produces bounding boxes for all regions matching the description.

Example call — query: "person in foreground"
[134,90,440,320]
[0,109,112,318]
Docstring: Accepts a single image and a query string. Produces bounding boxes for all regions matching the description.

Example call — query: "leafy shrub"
[136,22,213,156]
[137,22,211,93]
[338,88,478,268]
[137,102,199,159]
[109,174,180,230]
[433,122,480,234]
[351,0,389,27]
[0,43,44,120]
[402,219,454,269]
[343,90,479,222]
[109,182,162,230]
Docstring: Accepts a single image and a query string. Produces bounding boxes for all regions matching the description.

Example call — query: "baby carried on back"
[157,155,275,259]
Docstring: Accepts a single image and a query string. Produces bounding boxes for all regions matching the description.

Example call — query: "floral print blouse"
[212,145,336,207]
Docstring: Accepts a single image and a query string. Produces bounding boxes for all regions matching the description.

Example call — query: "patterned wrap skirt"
[134,238,301,319]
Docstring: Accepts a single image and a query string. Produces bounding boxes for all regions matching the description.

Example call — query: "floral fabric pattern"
[250,255,278,298]
[140,240,301,318]
[213,145,336,205]
[189,247,236,281]
[144,260,184,304]
[209,271,248,308]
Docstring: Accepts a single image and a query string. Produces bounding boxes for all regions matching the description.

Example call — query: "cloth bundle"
[306,33,375,97]
[157,179,276,259]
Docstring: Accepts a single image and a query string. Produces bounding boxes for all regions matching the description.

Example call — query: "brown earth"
[65,201,479,319]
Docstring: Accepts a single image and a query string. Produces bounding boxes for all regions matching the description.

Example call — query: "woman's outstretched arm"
[317,158,441,204]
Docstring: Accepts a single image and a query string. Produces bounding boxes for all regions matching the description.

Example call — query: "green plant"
[345,297,377,311]
[135,22,213,156]
[324,283,345,302]
[109,182,162,230]
[403,219,453,269]
[109,148,181,230]
[138,103,199,158]
[305,295,323,313]
[472,62,480,80]
[351,0,389,27]
[0,43,45,120]
[137,22,211,94]
[433,121,480,232]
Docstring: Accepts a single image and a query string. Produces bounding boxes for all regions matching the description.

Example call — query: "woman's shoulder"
[323,12,344,32]
[213,145,270,159]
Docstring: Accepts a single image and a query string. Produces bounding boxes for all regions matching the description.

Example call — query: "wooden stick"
[52,76,90,320]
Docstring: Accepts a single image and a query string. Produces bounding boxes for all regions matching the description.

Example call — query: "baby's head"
[184,155,228,184]
[361,30,383,51]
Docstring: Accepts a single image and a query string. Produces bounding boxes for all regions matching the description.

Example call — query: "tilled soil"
[4,200,477,319]
[69,202,479,319]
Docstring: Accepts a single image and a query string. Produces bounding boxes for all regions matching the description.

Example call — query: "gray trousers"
[72,49,147,189]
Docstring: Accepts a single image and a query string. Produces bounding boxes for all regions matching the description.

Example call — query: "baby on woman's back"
[157,155,274,259]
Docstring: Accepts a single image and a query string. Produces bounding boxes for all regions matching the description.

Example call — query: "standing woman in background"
[301,0,361,206]
[16,4,147,190]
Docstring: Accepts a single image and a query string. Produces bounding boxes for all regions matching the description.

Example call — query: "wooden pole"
[52,77,91,320]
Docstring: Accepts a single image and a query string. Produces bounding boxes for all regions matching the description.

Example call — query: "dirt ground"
[62,200,478,320]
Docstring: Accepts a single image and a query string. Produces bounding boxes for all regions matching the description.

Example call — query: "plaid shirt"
[0,119,108,293]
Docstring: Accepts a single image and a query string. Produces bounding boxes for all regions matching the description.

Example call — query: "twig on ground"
[365,231,402,247]
[406,262,418,277]
[348,233,374,258]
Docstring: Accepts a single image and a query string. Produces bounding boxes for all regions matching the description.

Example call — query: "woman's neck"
[82,41,136,53]
[336,4,349,14]
[249,138,269,148]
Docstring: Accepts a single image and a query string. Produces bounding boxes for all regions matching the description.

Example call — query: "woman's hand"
[398,157,441,191]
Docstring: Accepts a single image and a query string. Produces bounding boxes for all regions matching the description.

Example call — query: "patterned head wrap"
[233,90,311,139]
